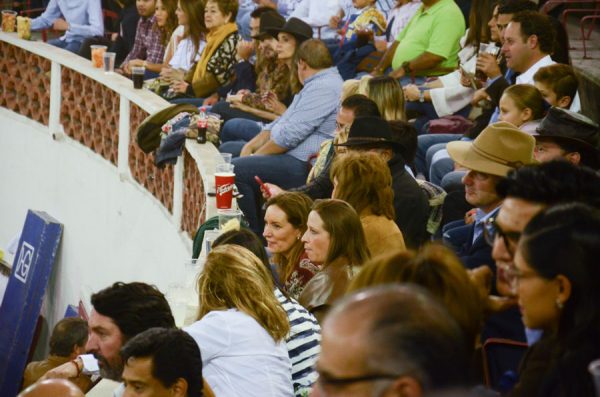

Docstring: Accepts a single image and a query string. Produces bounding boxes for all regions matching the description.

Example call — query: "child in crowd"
[498,84,545,135]
[533,63,579,109]
[330,0,387,79]
[121,0,165,77]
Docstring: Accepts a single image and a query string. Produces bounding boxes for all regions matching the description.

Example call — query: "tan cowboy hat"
[447,121,536,177]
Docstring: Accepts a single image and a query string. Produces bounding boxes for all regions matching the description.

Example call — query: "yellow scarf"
[192,22,238,84]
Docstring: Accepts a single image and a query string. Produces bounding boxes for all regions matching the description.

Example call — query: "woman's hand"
[262,92,286,115]
[403,84,421,102]
[261,183,283,199]
[170,80,189,94]
[227,93,244,104]
[160,67,184,84]
[229,101,254,112]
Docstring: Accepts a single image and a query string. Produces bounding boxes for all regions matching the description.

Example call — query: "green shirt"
[391,0,465,76]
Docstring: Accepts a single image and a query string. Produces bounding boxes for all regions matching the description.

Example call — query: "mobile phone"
[254,176,270,198]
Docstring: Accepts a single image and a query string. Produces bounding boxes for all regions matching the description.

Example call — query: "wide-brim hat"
[447,121,536,177]
[267,17,313,43]
[137,103,198,153]
[334,116,401,149]
[535,106,600,153]
[251,11,285,40]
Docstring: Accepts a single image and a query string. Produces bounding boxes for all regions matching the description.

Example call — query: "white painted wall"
[0,108,192,342]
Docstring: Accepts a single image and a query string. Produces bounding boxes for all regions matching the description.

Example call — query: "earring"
[556,299,564,309]
[296,235,301,240]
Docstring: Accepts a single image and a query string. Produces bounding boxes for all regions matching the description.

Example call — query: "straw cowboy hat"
[447,121,536,177]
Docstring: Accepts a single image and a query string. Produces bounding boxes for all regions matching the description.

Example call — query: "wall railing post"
[173,155,184,231]
[118,96,131,180]
[48,61,62,139]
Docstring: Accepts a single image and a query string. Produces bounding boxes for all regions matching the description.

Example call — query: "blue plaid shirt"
[268,67,343,163]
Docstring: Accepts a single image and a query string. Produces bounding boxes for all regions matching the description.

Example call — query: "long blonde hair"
[197,245,290,341]
[363,75,406,121]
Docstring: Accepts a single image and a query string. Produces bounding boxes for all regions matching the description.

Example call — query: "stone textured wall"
[0,42,50,125]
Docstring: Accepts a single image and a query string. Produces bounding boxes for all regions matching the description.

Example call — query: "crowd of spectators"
[9,0,600,395]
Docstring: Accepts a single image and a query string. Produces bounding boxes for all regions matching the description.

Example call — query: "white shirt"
[185,309,294,397]
[516,54,555,85]
[290,0,340,40]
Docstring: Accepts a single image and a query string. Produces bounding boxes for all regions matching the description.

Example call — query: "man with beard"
[42,282,175,396]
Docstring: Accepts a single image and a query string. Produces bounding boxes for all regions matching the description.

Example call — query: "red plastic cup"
[215,171,235,209]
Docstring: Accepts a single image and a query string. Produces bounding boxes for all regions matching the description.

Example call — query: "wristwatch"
[419,90,425,103]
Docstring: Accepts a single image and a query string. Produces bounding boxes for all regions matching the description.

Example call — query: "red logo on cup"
[215,172,235,209]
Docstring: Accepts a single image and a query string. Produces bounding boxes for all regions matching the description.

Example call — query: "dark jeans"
[211,101,267,123]
[232,154,309,234]
[219,118,262,146]
[48,37,83,54]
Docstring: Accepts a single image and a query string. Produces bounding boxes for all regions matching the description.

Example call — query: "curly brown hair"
[331,151,395,220]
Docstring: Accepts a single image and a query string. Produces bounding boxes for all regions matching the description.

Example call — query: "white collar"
[516,55,554,85]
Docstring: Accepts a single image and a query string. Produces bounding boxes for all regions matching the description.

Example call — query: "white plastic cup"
[103,52,116,73]
[220,153,232,164]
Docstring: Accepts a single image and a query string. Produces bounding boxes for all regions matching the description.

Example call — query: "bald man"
[312,285,469,397]
[19,379,84,397]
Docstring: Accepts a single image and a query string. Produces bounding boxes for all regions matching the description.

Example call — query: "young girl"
[499,84,546,135]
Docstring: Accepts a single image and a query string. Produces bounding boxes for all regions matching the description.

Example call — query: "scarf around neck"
[192,22,238,84]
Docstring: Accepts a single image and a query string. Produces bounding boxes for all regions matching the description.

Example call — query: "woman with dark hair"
[508,203,600,397]
[217,17,313,145]
[331,151,406,256]
[299,199,370,322]
[262,192,320,298]
[211,228,321,397]
[164,0,206,73]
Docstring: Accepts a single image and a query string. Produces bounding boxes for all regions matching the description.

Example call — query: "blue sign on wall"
[0,210,63,397]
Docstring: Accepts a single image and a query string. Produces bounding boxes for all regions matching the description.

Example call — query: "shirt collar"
[304,67,337,84]
[475,205,500,226]
[419,0,449,15]
[517,55,554,84]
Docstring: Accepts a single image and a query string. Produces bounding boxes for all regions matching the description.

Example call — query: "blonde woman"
[331,151,406,256]
[185,245,293,397]
[344,75,406,121]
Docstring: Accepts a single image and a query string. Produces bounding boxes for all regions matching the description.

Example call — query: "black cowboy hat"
[536,107,600,167]
[251,11,285,40]
[267,17,313,43]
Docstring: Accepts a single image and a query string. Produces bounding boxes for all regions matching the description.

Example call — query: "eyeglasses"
[315,372,399,395]
[483,217,521,256]
[499,264,539,295]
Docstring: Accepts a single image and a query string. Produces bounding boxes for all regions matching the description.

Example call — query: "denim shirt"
[30,0,104,43]
[268,67,343,163]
